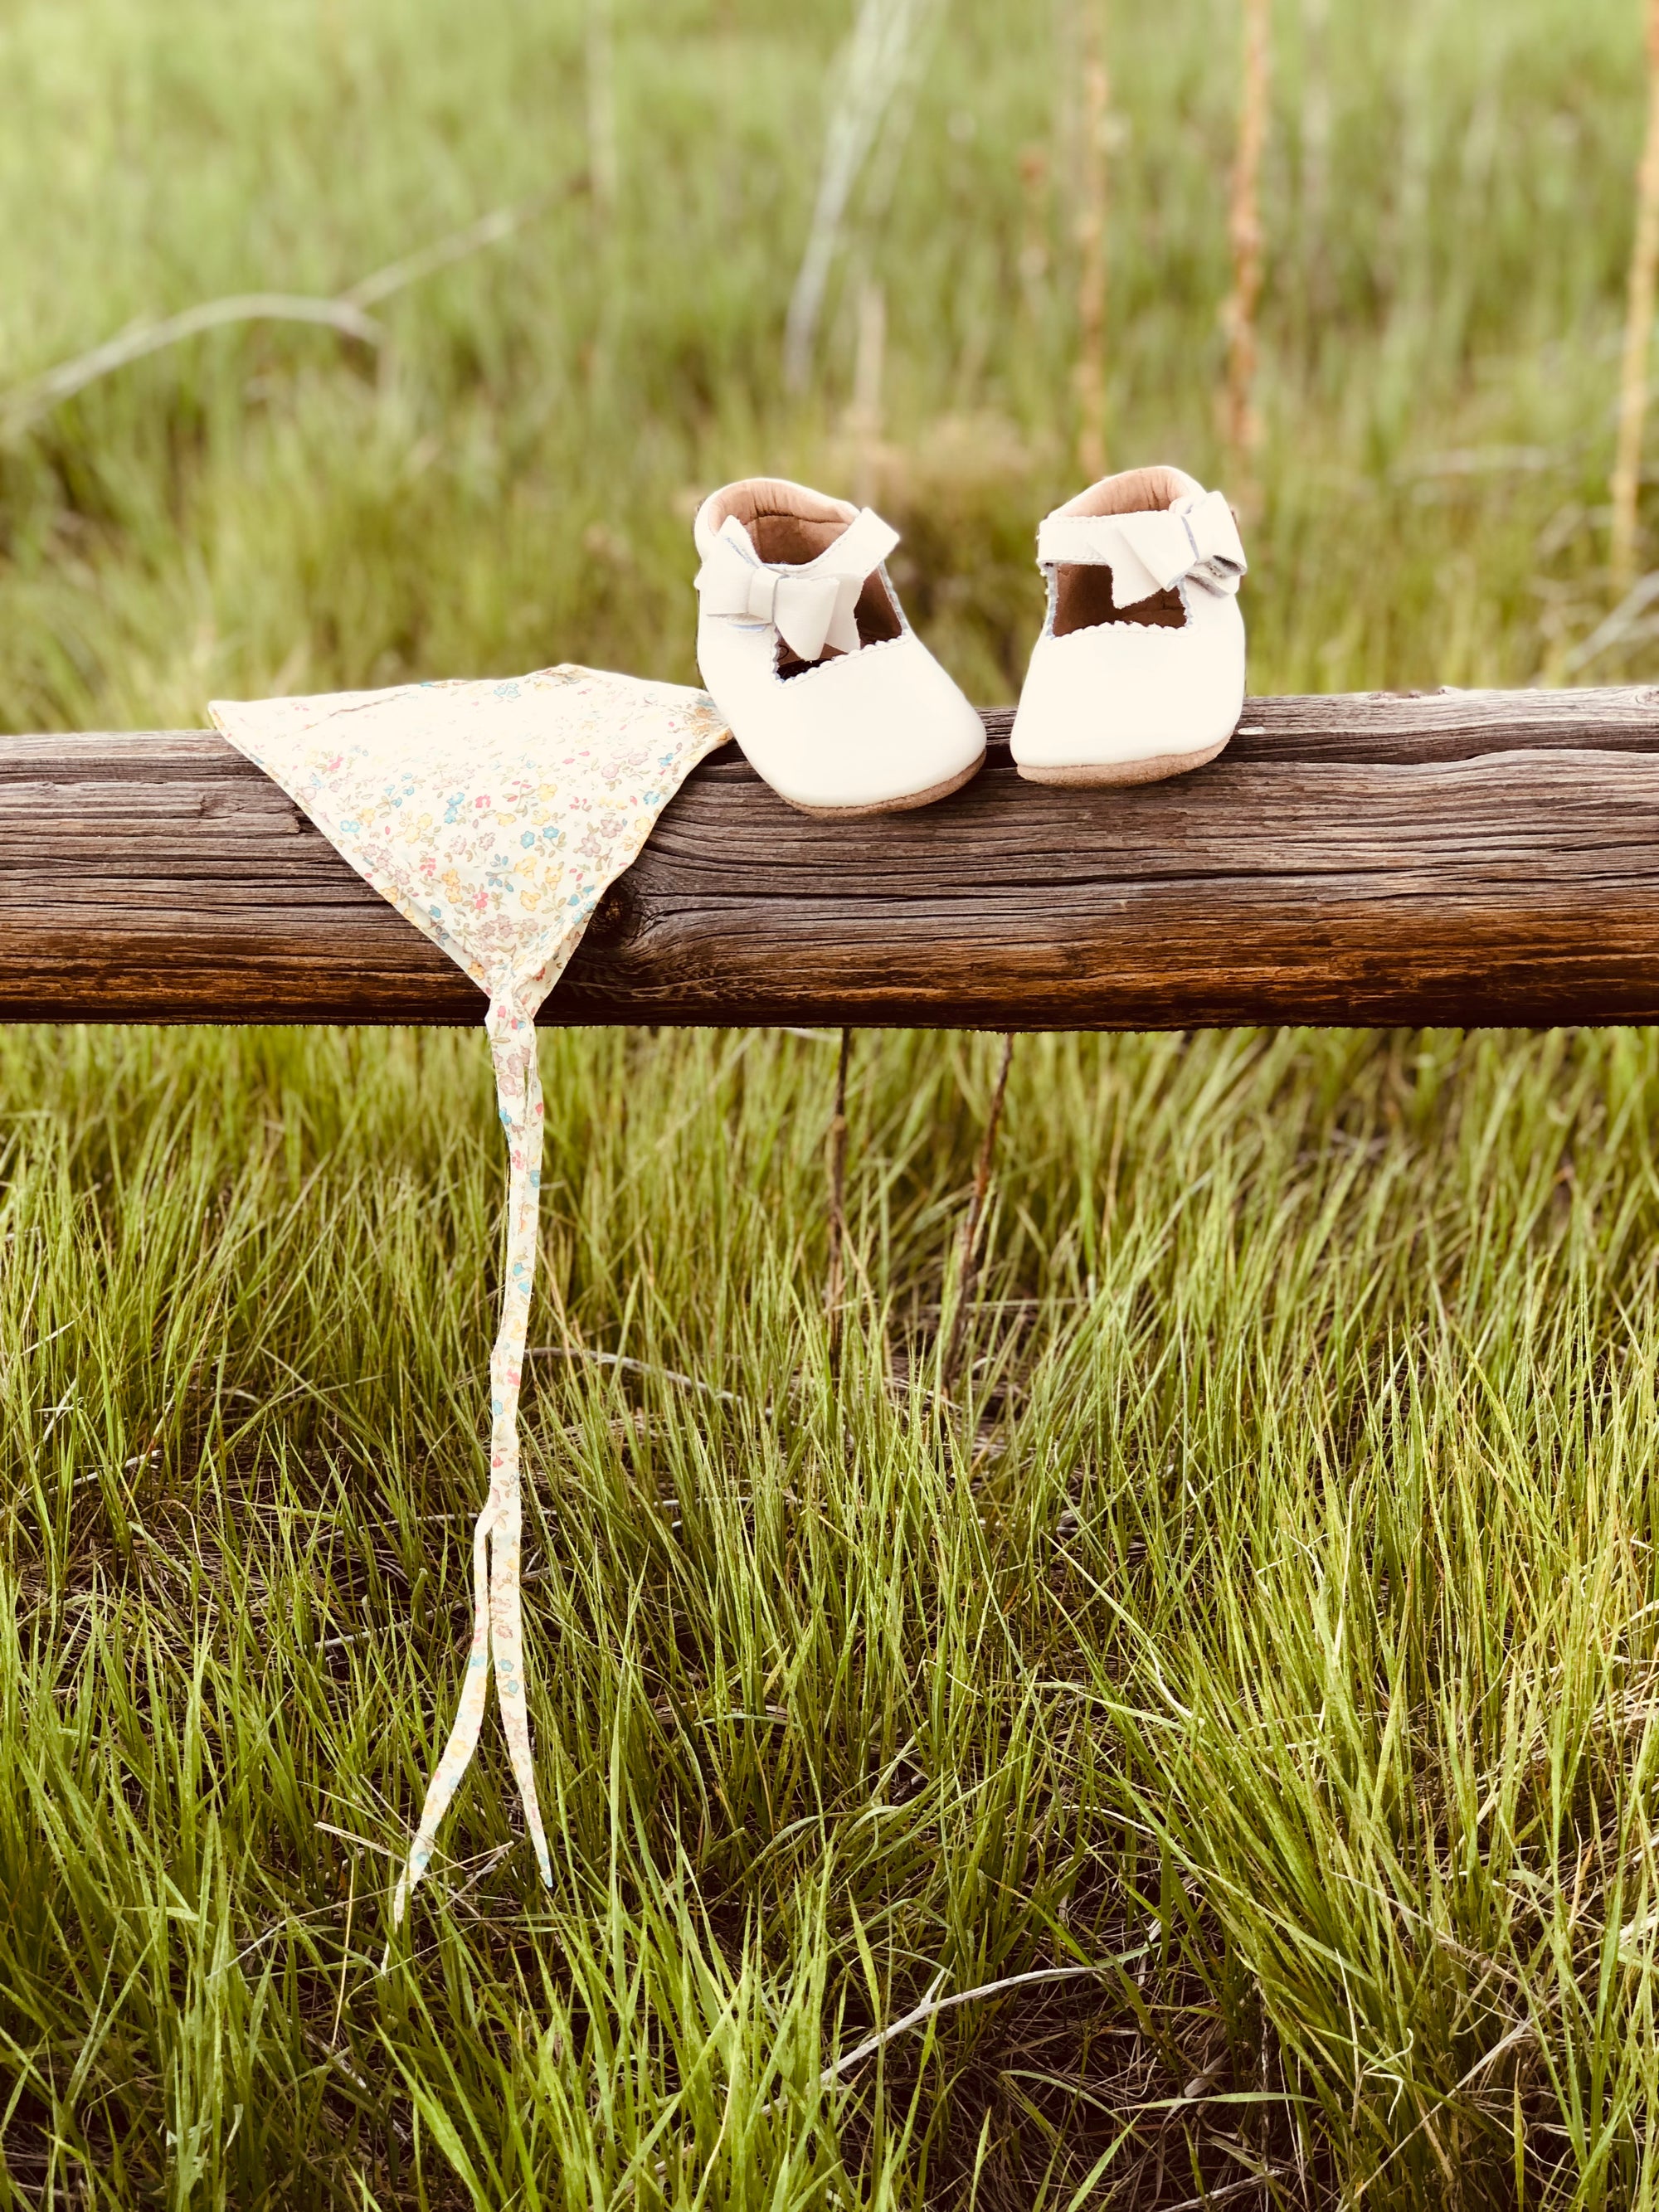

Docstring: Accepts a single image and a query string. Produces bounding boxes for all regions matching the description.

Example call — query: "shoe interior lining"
[706,479,902,670]
[1053,566,1187,636]
[1051,466,1198,635]
[1058,464,1197,520]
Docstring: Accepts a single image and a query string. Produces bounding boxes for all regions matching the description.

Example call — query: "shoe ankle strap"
[695,508,900,660]
[1037,488,1246,608]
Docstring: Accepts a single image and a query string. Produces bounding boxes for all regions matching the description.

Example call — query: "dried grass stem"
[1222,0,1272,489]
[1073,7,1112,480]
[825,1027,853,1361]
[941,1033,1014,1390]
[1612,0,1659,596]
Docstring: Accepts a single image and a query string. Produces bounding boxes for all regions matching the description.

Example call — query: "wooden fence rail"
[3,685,1658,1030]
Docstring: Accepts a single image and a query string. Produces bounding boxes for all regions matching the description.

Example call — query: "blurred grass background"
[0,0,1650,729]
[5,0,1659,2206]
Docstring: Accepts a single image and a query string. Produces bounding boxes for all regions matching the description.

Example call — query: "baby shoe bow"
[695,508,900,663]
[1035,488,1246,611]
[690,474,985,816]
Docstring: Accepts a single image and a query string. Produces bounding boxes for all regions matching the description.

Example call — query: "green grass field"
[3,0,1659,2204]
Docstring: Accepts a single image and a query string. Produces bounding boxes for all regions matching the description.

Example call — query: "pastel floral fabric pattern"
[210,665,729,1920]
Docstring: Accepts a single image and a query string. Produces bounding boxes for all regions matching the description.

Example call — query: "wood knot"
[586,880,635,946]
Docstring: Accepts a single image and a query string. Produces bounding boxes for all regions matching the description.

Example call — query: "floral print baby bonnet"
[209,665,729,1921]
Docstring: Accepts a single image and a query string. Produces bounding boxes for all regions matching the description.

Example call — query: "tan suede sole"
[1014,737,1229,789]
[783,752,986,820]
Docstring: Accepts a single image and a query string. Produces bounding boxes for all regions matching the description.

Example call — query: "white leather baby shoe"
[693,477,986,817]
[1010,466,1247,786]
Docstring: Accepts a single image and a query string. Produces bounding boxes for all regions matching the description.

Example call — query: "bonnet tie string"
[392,994,553,1923]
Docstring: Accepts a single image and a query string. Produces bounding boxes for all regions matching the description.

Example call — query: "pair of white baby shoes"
[691,465,1248,816]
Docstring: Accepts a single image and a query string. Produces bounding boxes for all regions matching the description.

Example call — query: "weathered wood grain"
[2,685,1657,1029]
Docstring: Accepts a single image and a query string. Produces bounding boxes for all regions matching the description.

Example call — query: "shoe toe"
[727,638,985,814]
[1011,597,1245,772]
